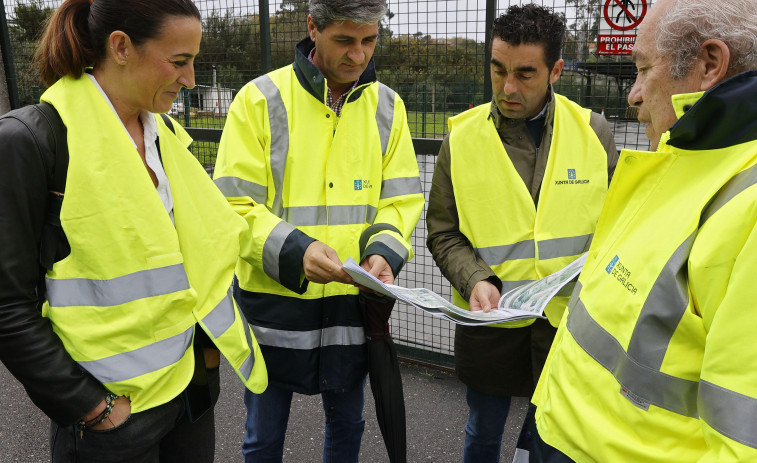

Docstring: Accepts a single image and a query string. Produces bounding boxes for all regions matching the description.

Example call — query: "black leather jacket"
[0,106,106,425]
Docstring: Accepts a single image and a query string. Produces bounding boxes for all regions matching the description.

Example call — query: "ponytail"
[35,0,95,86]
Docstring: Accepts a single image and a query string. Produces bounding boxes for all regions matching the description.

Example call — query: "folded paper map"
[342,253,587,326]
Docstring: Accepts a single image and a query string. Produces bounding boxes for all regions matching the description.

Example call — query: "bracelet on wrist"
[78,392,119,436]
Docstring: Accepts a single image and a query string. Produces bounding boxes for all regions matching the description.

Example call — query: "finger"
[356,284,376,293]
[331,268,353,284]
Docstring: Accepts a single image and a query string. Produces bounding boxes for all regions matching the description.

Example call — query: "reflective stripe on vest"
[262,221,297,286]
[380,176,423,200]
[360,223,401,252]
[79,326,194,383]
[568,166,757,449]
[255,74,289,218]
[201,288,238,338]
[699,380,757,450]
[476,239,535,266]
[285,204,378,226]
[252,325,366,349]
[46,264,189,308]
[376,83,394,156]
[214,176,267,204]
[238,300,257,379]
[700,162,757,226]
[538,234,594,260]
[200,288,257,380]
[475,234,593,267]
[369,233,410,262]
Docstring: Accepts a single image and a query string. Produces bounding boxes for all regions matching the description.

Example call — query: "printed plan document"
[342,254,587,326]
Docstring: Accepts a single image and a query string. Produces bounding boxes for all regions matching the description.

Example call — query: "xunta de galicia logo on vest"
[605,255,637,295]
[354,179,373,190]
[555,168,590,185]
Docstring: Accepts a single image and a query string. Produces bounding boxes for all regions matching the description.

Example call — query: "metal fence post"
[183,88,190,127]
[259,0,272,74]
[0,41,8,114]
[421,83,427,138]
[0,0,20,110]
[482,0,496,105]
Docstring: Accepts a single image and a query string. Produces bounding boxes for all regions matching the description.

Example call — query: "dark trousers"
[463,386,512,463]
[513,404,574,463]
[50,366,220,463]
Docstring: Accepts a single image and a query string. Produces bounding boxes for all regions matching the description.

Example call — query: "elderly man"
[213,0,423,461]
[514,0,757,461]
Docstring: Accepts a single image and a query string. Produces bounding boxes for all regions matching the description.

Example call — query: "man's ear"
[307,15,318,42]
[549,58,564,84]
[698,39,730,91]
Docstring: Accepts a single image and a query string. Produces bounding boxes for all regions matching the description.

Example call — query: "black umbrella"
[360,292,407,463]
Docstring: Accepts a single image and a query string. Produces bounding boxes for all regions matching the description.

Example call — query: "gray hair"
[309,0,387,30]
[656,0,757,78]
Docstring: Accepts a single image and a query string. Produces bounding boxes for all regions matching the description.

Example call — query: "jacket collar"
[666,70,757,150]
[293,37,378,104]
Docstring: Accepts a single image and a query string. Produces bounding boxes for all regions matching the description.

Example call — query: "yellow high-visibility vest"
[448,95,608,327]
[41,75,267,413]
[214,65,424,300]
[532,86,757,462]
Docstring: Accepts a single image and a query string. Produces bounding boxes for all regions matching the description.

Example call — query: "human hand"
[469,280,501,313]
[303,241,352,284]
[359,255,394,286]
[85,395,131,431]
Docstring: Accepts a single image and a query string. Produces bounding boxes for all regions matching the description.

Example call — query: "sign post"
[597,0,647,55]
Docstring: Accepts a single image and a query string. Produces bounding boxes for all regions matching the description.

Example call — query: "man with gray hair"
[214,0,423,461]
[512,0,757,461]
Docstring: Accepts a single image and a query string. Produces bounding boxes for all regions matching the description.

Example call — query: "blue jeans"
[242,379,366,463]
[463,386,512,463]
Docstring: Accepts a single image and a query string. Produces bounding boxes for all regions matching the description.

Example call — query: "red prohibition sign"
[603,0,647,31]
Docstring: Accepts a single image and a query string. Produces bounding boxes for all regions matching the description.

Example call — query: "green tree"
[13,0,53,42]
[375,34,485,113]
[9,1,54,105]
[197,10,262,88]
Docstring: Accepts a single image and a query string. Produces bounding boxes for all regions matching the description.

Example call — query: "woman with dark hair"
[0,0,267,461]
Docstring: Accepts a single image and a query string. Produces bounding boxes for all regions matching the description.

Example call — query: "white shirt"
[86,74,174,221]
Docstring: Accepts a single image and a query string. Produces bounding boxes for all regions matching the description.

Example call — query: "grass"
[406,110,458,139]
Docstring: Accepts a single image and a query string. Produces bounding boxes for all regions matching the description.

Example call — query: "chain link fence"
[1,0,650,369]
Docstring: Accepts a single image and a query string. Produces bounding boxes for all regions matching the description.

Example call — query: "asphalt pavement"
[0,360,528,462]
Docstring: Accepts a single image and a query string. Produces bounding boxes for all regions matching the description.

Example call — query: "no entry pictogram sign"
[597,0,647,55]
[603,0,647,31]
